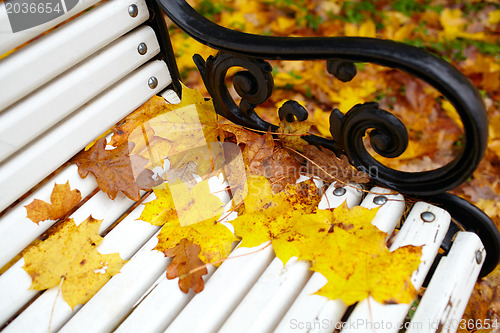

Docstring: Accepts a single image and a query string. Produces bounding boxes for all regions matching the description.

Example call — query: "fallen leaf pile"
[20,84,420,306]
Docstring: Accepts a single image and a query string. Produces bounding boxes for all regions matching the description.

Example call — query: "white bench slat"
[0,0,149,111]
[0,25,161,162]
[0,189,138,327]
[2,191,158,333]
[0,59,171,212]
[0,0,100,54]
[341,202,451,333]
[114,266,217,333]
[274,187,405,333]
[0,164,96,269]
[408,232,485,333]
[219,258,312,333]
[112,177,232,333]
[164,242,275,333]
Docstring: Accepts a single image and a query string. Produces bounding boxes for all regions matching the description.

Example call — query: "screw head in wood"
[137,42,147,55]
[148,77,158,89]
[333,187,346,196]
[420,211,435,223]
[476,250,483,264]
[128,4,138,17]
[373,195,387,205]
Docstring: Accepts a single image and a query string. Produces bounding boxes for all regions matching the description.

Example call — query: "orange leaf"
[73,138,154,201]
[163,238,208,293]
[25,182,81,224]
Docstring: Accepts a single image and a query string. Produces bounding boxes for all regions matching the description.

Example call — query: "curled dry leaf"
[25,182,81,224]
[163,238,208,293]
[22,216,125,309]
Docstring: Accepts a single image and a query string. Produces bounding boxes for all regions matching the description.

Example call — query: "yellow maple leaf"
[128,85,220,176]
[139,179,226,227]
[22,217,125,309]
[273,203,422,305]
[231,176,322,247]
[155,218,238,266]
[488,9,500,25]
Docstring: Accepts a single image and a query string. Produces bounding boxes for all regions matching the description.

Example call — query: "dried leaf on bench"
[232,176,322,248]
[163,238,208,293]
[22,216,125,309]
[123,85,219,171]
[273,203,422,305]
[73,138,153,201]
[25,182,81,224]
[276,117,312,152]
[223,127,302,191]
[109,84,213,147]
[219,123,262,145]
[109,95,173,148]
[155,215,237,266]
[242,129,274,175]
[139,179,226,227]
[301,145,370,185]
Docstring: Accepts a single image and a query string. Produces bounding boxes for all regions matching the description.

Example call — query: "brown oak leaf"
[25,182,81,224]
[163,238,208,293]
[73,138,155,201]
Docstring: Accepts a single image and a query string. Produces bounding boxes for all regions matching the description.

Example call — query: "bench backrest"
[0,0,177,213]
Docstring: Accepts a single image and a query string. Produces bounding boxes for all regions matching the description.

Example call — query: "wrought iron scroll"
[156,0,499,274]
[158,0,487,197]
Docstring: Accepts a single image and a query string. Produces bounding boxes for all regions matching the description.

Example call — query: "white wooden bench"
[0,1,497,332]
